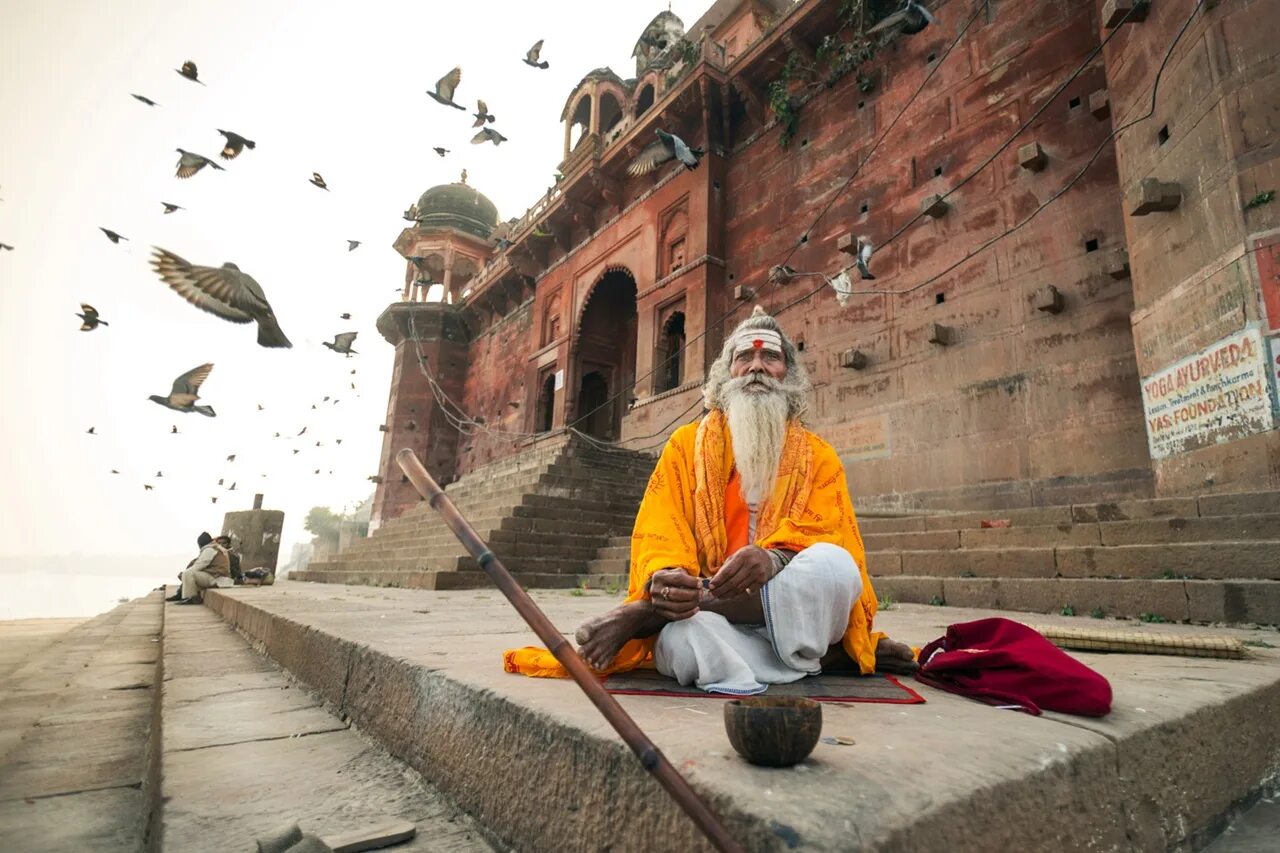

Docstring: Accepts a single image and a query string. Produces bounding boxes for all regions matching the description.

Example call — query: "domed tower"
[371,173,499,531]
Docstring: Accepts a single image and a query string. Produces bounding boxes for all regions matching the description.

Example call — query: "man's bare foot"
[575,601,666,671]
[875,636,919,675]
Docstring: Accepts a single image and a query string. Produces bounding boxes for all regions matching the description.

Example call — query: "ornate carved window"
[655,300,686,393]
[542,291,562,347]
[660,205,689,278]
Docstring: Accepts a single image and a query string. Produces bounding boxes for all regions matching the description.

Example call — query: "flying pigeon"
[211,497,218,504]
[217,129,256,160]
[132,94,159,106]
[322,396,330,402]
[149,363,217,417]
[427,67,466,110]
[339,313,351,320]
[471,128,508,146]
[174,149,225,179]
[226,454,236,462]
[868,1,935,36]
[298,427,307,436]
[151,248,293,348]
[432,147,449,157]
[155,470,164,478]
[472,99,495,128]
[310,172,329,191]
[336,439,342,444]
[626,130,703,177]
[523,39,549,69]
[144,484,154,491]
[314,470,320,475]
[87,426,96,435]
[161,202,184,214]
[347,240,360,251]
[171,425,179,434]
[229,482,237,491]
[292,449,300,455]
[324,332,358,356]
[176,60,206,85]
[311,404,317,410]
[76,303,108,331]
[258,404,265,411]
[218,478,224,485]
[111,469,119,474]
[100,228,128,244]
[274,432,280,438]
[855,237,876,280]
[0,244,12,251]
[351,369,356,374]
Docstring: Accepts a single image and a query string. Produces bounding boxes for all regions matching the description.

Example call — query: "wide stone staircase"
[294,435,655,590]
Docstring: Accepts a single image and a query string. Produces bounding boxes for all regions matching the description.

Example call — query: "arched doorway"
[537,371,556,432]
[573,268,637,440]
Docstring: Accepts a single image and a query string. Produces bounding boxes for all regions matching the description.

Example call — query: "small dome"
[412,182,498,239]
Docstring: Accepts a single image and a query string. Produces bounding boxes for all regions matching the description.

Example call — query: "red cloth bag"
[915,617,1112,716]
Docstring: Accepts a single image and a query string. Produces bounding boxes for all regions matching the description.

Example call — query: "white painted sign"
[553,369,564,391]
[1140,326,1275,460]
[1269,334,1280,419]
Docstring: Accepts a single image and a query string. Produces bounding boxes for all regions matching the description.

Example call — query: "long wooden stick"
[396,449,742,853]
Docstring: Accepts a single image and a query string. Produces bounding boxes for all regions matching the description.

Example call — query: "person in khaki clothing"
[176,531,231,605]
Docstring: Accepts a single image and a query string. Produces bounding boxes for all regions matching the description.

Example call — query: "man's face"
[730,346,787,385]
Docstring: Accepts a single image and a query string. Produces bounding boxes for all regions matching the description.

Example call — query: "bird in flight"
[76,303,108,331]
[226,454,236,462]
[217,129,256,160]
[174,149,225,179]
[144,484,154,491]
[100,228,128,244]
[149,363,217,417]
[472,99,495,128]
[151,248,293,348]
[228,482,237,491]
[324,332,358,357]
[161,202,184,214]
[211,497,218,504]
[347,240,360,251]
[339,313,351,320]
[627,130,703,176]
[523,40,549,69]
[868,1,936,35]
[427,67,466,110]
[111,469,119,474]
[131,94,159,106]
[310,172,329,191]
[176,60,206,85]
[87,426,97,435]
[472,128,508,146]
[432,147,449,158]
[0,243,13,252]
[155,470,164,478]
[298,427,307,436]
[171,425,179,434]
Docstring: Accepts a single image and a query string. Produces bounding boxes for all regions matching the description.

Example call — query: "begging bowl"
[723,695,822,767]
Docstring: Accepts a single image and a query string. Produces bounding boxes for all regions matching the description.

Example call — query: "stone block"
[837,232,859,254]
[1017,142,1048,172]
[927,323,956,345]
[839,348,869,369]
[1197,490,1280,517]
[1128,179,1182,215]
[1106,253,1131,279]
[732,284,754,301]
[378,424,389,432]
[1089,89,1111,120]
[1102,0,1150,28]
[1034,285,1065,314]
[921,194,950,219]
[871,575,944,604]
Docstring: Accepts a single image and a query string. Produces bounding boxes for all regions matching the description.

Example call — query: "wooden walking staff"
[396,449,743,853]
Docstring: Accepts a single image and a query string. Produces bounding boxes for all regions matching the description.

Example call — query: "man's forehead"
[732,327,783,355]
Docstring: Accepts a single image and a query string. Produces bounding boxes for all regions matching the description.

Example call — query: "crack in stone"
[165,725,350,754]
[0,779,143,804]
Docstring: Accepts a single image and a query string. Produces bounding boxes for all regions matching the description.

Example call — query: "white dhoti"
[653,542,862,695]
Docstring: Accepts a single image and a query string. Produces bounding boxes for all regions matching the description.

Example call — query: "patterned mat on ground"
[605,670,926,703]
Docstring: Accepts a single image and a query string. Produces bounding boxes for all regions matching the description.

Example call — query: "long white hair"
[702,311,811,422]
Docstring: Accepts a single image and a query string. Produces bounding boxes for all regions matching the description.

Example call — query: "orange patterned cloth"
[502,410,886,677]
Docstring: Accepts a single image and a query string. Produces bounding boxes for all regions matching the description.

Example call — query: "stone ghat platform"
[205,582,1280,852]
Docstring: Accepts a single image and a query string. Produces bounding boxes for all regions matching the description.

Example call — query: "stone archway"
[571,267,637,440]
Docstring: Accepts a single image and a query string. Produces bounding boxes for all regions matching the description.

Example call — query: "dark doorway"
[537,371,556,432]
[656,311,685,393]
[573,269,638,441]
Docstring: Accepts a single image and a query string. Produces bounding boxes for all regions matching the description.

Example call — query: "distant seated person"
[172,531,231,605]
[216,534,244,584]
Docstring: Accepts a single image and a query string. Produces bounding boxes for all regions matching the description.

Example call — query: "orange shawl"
[503,411,886,677]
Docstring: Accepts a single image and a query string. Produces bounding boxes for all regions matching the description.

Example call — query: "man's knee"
[793,543,861,595]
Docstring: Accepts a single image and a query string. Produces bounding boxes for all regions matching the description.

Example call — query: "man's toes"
[575,624,592,645]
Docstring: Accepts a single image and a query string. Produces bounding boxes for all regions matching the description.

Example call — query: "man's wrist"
[766,548,796,578]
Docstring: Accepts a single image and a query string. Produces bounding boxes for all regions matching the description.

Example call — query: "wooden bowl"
[723,696,822,767]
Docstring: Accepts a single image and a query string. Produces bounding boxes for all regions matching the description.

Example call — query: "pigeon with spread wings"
[76,304,108,331]
[472,99,495,128]
[174,149,225,179]
[523,39,549,69]
[471,127,508,146]
[176,60,206,85]
[217,130,256,160]
[148,363,217,417]
[132,94,159,106]
[324,332,358,357]
[150,248,292,348]
[626,130,703,177]
[427,67,466,110]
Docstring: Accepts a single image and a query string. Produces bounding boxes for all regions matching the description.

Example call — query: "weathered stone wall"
[221,508,284,572]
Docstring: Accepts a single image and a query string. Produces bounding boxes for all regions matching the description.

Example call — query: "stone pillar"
[370,301,469,531]
[221,502,285,573]
[1103,0,1280,493]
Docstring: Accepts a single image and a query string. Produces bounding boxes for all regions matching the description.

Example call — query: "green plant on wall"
[767,51,803,147]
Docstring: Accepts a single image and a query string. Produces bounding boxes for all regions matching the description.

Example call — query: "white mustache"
[725,374,783,394]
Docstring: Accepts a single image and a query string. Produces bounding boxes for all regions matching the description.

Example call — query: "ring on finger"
[661,586,670,600]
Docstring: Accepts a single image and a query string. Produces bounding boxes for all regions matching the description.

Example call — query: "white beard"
[723,375,789,507]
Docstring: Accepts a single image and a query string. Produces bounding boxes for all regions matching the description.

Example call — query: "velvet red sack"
[915,617,1112,717]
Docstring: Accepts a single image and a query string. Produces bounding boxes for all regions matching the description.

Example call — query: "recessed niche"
[935,293,946,305]
[933,165,943,178]
[860,201,870,214]
[857,100,865,110]
[799,233,809,244]
[1157,125,1169,145]
[927,52,937,63]
[797,340,806,352]
[1085,238,1099,252]
[1068,96,1081,109]
[800,138,809,147]
[713,181,721,190]
[728,273,735,281]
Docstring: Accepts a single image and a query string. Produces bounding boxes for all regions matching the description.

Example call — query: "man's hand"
[708,545,775,600]
[648,568,702,621]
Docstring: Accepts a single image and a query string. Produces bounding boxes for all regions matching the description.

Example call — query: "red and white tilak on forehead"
[731,328,783,356]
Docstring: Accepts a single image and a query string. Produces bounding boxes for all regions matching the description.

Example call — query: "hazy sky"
[0,0,711,560]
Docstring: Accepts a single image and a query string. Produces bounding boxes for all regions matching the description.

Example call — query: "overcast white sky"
[0,0,711,560]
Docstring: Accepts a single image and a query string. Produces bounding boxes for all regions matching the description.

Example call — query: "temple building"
[310,0,1280,622]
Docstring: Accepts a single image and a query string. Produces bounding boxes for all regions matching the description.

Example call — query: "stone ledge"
[204,584,1280,852]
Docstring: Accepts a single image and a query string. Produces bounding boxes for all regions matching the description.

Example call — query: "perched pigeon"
[324,332,358,356]
[310,172,329,191]
[339,312,351,320]
[626,130,703,176]
[161,202,184,214]
[347,240,360,251]
[151,248,293,348]
[217,129,256,160]
[132,94,159,106]
[99,228,128,244]
[471,127,508,146]
[472,99,495,128]
[523,39,549,69]
[149,363,217,417]
[427,67,466,110]
[76,303,108,331]
[432,147,449,157]
[226,454,236,462]
[868,1,935,35]
[855,237,876,280]
[174,149,225,179]
[176,60,206,85]
[87,426,96,435]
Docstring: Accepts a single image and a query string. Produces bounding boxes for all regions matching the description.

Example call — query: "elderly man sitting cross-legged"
[504,307,915,692]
